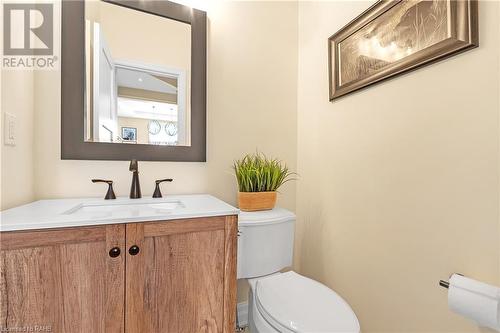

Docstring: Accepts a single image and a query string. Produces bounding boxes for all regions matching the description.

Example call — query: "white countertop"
[0,194,239,232]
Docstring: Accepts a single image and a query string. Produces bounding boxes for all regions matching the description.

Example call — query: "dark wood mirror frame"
[61,0,206,161]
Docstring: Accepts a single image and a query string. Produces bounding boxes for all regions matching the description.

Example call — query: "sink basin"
[63,199,185,219]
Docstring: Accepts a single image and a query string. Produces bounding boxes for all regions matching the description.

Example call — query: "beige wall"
[296,1,500,332]
[85,1,191,143]
[1,69,35,210]
[117,117,149,144]
[205,0,297,210]
[206,0,298,302]
[117,87,177,104]
[4,1,499,331]
[0,1,297,211]
[91,0,191,72]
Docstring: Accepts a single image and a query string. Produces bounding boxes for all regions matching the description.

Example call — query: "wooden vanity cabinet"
[0,215,238,333]
[126,216,238,333]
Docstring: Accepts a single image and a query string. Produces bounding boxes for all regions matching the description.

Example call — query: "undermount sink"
[63,199,185,219]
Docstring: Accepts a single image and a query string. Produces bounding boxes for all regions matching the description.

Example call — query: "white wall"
[295,1,500,332]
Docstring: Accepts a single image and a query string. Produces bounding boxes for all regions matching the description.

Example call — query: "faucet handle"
[92,179,116,200]
[153,178,173,198]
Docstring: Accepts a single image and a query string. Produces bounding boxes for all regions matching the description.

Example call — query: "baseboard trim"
[237,301,249,327]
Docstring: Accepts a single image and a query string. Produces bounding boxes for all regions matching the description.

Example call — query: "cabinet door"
[125,216,237,333]
[0,224,125,333]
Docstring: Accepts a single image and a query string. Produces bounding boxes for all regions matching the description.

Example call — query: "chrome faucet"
[129,159,142,199]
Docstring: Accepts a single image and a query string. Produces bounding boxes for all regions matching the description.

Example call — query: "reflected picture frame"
[328,0,479,101]
[121,127,137,142]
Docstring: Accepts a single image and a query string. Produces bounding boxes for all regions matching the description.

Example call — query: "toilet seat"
[255,271,360,333]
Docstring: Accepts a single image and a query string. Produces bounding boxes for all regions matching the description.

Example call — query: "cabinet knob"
[129,245,140,256]
[109,247,121,258]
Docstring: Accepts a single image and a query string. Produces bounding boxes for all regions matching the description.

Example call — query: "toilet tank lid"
[238,208,295,226]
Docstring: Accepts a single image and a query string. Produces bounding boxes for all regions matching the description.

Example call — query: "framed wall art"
[328,0,478,100]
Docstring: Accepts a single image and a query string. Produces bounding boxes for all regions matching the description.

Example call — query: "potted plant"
[233,153,296,211]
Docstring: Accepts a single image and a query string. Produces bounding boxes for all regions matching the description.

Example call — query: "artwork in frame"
[121,127,137,143]
[328,0,478,101]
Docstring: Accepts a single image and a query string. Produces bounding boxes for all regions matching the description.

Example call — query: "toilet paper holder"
[439,273,464,289]
[439,280,450,289]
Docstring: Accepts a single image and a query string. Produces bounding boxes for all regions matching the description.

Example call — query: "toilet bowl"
[237,208,360,333]
[248,272,360,333]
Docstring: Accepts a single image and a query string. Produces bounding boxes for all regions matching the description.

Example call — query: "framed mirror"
[61,0,206,161]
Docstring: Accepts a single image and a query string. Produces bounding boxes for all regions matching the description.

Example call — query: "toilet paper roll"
[448,274,500,331]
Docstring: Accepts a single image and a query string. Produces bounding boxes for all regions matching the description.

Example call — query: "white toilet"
[238,208,360,333]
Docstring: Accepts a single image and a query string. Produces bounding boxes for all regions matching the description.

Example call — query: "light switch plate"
[4,112,16,146]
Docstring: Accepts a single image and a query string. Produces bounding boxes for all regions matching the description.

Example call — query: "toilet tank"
[237,208,296,279]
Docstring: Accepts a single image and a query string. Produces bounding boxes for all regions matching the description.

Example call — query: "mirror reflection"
[84,1,191,146]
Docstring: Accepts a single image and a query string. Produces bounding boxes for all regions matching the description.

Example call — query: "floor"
[236,326,249,333]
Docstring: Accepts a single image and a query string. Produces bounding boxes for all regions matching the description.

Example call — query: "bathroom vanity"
[0,195,238,333]
[0,0,238,330]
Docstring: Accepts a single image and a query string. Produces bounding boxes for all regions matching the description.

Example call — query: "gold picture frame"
[328,0,479,101]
